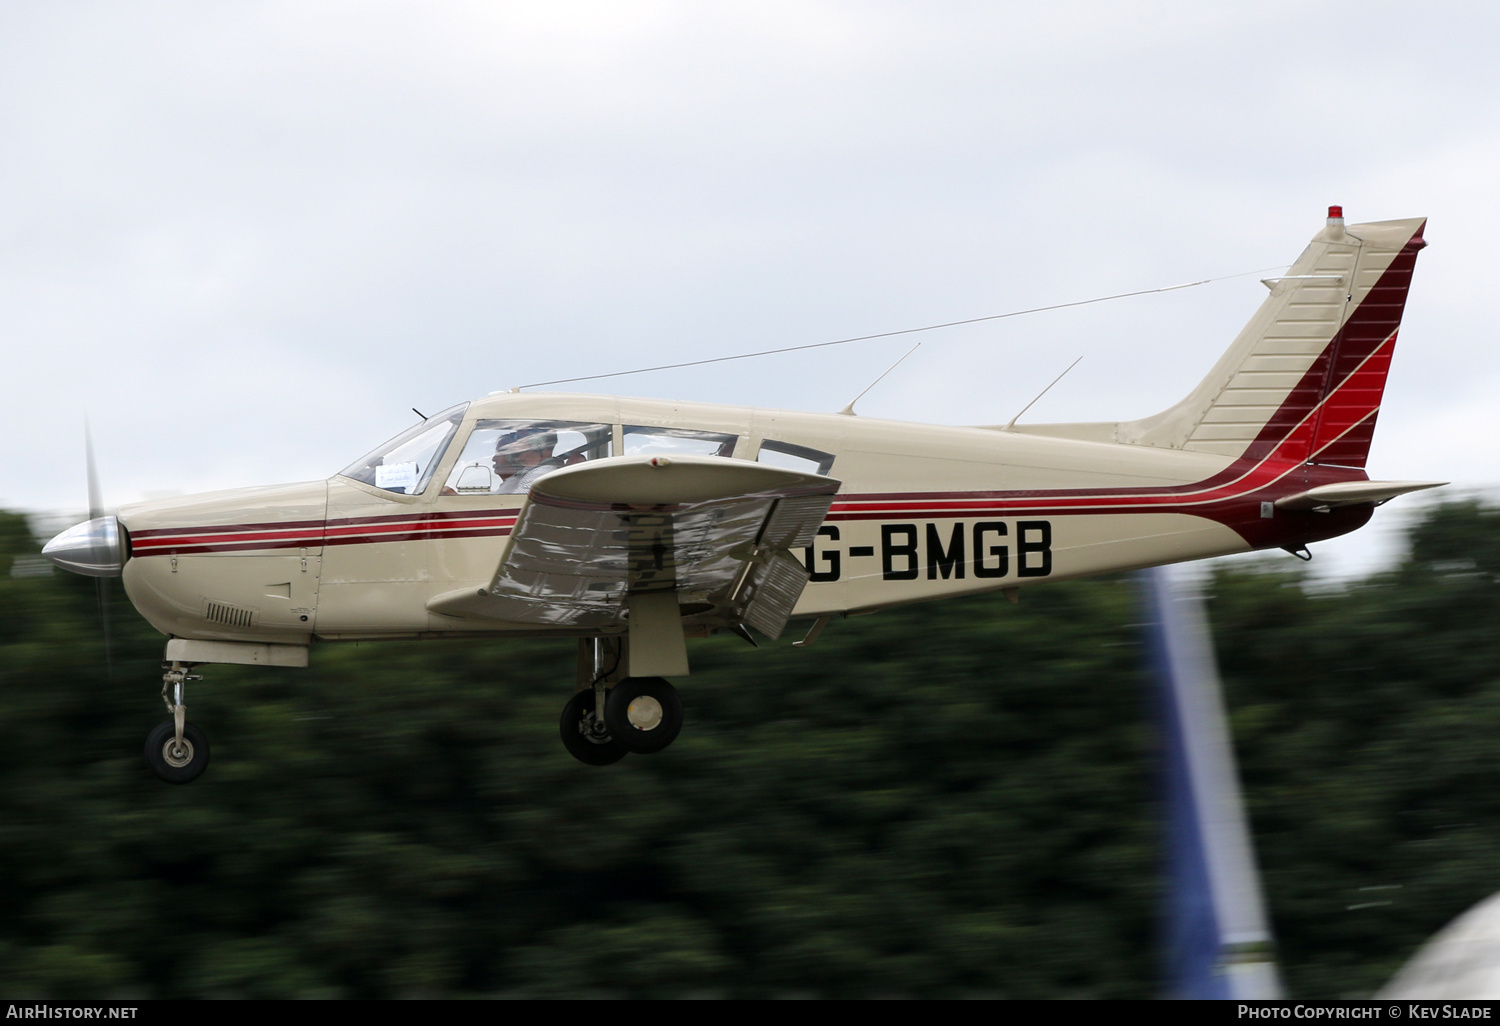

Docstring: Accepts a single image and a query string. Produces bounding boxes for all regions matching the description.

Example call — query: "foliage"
[0,500,1498,997]
[1212,499,1500,998]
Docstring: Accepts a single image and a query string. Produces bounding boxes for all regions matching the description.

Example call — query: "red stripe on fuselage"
[130,509,520,555]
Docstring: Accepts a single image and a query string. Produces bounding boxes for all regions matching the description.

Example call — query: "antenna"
[838,343,922,416]
[1003,355,1083,430]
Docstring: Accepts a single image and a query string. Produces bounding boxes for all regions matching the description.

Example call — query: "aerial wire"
[515,264,1290,391]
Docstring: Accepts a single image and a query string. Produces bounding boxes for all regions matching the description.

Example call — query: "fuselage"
[114,391,1370,647]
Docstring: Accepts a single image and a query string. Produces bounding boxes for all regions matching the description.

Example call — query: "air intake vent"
[205,601,256,628]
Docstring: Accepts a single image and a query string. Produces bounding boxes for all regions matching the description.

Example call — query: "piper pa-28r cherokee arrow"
[45,209,1442,782]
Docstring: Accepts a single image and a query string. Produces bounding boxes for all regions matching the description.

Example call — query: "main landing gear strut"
[560,637,683,765]
[144,661,211,784]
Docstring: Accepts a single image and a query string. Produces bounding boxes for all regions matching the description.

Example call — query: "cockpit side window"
[757,440,835,476]
[339,404,468,495]
[623,426,738,459]
[442,420,613,495]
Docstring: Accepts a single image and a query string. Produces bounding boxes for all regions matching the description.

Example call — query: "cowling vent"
[205,600,256,628]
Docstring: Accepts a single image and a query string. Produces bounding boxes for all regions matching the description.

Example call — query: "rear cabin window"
[623,426,738,459]
[757,440,835,476]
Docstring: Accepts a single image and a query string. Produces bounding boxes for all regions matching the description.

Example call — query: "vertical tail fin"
[1118,210,1427,468]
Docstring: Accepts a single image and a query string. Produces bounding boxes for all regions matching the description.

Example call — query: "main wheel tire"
[144,720,211,784]
[604,677,683,755]
[559,690,629,766]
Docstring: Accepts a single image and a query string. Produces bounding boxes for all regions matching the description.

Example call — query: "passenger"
[494,429,562,493]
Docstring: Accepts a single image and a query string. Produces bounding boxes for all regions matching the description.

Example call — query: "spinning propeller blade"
[85,422,115,679]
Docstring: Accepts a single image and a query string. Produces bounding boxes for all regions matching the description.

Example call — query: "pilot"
[493,428,562,494]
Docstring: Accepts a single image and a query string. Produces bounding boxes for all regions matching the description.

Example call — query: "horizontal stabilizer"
[1275,480,1445,511]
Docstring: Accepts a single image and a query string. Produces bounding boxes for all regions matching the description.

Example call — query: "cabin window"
[339,404,468,495]
[623,426,738,459]
[757,440,835,476]
[442,420,613,495]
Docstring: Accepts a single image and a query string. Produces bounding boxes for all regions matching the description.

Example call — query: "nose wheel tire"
[144,720,211,784]
[605,677,683,754]
[559,689,629,766]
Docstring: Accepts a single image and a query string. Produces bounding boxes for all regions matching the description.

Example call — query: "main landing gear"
[560,638,684,765]
[145,661,211,784]
[559,676,683,765]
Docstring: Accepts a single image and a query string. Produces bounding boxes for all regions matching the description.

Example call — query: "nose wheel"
[146,660,210,783]
[144,719,211,783]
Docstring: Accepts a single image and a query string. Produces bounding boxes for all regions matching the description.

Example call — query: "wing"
[427,454,839,639]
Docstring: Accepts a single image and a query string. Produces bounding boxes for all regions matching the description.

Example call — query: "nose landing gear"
[145,661,210,784]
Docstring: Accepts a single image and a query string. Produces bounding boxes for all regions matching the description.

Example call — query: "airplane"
[42,208,1442,783]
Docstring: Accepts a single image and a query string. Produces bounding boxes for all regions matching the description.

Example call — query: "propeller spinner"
[41,515,124,576]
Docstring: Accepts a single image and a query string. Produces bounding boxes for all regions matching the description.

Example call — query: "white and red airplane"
[44,208,1440,781]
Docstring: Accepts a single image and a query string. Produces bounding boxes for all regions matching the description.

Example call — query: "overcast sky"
[3,2,1495,576]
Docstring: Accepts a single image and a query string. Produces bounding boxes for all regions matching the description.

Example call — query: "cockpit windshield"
[338,404,468,495]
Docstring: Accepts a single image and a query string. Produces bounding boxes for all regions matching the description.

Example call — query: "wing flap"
[761,492,839,549]
[740,549,813,640]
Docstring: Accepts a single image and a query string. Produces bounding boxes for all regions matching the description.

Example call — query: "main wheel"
[604,677,683,754]
[144,720,211,784]
[559,689,629,766]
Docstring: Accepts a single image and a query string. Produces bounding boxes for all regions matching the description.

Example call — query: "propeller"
[86,422,116,679]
